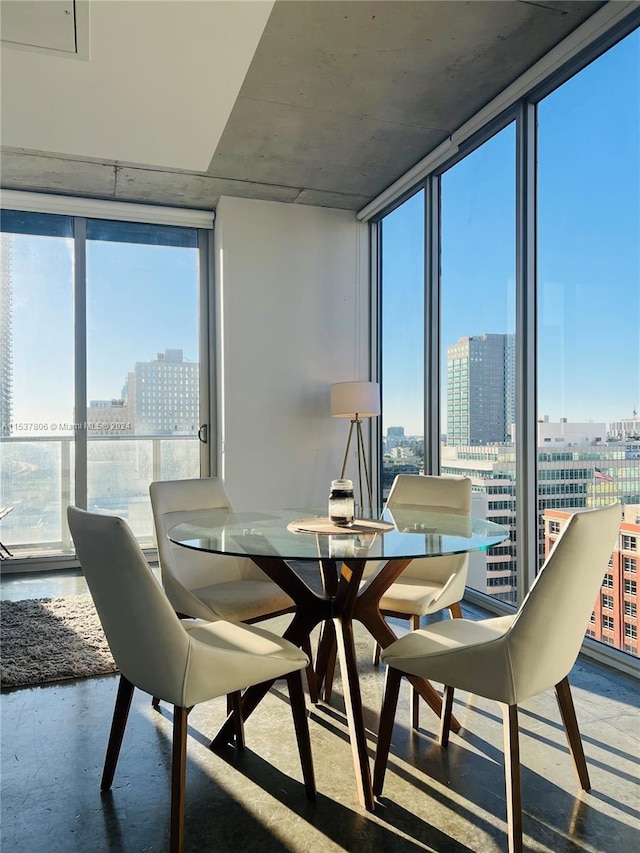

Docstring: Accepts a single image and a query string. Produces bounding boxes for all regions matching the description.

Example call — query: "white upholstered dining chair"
[68,506,315,853]
[150,478,317,704]
[150,477,295,623]
[373,501,621,853]
[371,473,472,728]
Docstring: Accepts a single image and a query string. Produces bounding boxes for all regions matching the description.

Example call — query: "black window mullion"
[73,217,88,511]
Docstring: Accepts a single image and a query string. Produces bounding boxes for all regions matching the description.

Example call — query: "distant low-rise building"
[609,415,640,441]
[534,415,606,446]
[87,399,134,435]
[442,421,640,604]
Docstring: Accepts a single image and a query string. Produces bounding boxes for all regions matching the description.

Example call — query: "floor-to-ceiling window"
[440,124,517,604]
[537,28,640,657]
[380,190,425,498]
[1,210,209,561]
[86,220,201,541]
[377,22,639,661]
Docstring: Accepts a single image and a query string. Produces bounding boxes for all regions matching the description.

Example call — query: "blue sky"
[86,241,198,399]
[382,27,639,436]
[9,237,198,428]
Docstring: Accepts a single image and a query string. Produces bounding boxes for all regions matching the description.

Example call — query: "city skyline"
[2,218,637,437]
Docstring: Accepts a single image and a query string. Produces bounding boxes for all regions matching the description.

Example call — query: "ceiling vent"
[1,0,87,59]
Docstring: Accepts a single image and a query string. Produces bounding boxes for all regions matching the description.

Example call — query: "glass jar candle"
[329,478,355,526]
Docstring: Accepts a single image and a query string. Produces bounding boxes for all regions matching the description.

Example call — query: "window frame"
[371,13,640,677]
[602,614,615,632]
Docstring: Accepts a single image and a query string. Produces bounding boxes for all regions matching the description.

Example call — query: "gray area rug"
[1,594,118,689]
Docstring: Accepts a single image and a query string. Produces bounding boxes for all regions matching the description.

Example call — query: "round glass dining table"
[169,506,508,811]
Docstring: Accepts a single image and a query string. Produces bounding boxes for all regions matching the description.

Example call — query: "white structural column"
[214,196,370,510]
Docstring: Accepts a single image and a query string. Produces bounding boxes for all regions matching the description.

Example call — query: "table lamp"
[331,381,380,511]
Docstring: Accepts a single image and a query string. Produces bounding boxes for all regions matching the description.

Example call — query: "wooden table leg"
[333,614,375,811]
[210,557,330,749]
[210,551,457,805]
[323,556,397,812]
[315,558,339,699]
[315,619,337,701]
[211,679,276,749]
[211,605,325,748]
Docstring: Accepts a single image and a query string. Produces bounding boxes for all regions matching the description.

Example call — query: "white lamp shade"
[331,381,380,418]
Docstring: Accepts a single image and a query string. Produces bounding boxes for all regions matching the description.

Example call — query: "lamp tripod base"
[339,417,373,512]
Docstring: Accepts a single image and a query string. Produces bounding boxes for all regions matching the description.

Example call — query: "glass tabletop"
[168,507,508,562]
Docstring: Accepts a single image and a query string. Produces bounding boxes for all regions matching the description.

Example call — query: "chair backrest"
[67,506,191,701]
[149,478,262,620]
[387,474,472,516]
[386,474,472,583]
[507,502,621,702]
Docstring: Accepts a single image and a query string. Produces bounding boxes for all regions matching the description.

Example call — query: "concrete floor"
[1,570,639,852]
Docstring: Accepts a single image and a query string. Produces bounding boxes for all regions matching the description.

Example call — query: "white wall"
[214,196,371,510]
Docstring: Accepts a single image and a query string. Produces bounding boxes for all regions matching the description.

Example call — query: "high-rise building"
[0,234,13,435]
[446,333,515,446]
[385,426,405,450]
[128,348,198,435]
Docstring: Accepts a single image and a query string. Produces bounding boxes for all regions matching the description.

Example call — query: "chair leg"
[229,690,245,751]
[410,614,421,730]
[439,685,455,747]
[371,612,389,666]
[171,706,189,853]
[286,671,316,800]
[301,636,319,704]
[373,666,402,796]
[555,676,590,790]
[501,703,523,853]
[449,601,463,619]
[101,675,135,791]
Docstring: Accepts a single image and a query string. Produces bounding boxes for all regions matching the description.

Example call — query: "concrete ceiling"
[0,0,606,212]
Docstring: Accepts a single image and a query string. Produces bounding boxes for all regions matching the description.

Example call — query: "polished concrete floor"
[1,570,639,852]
